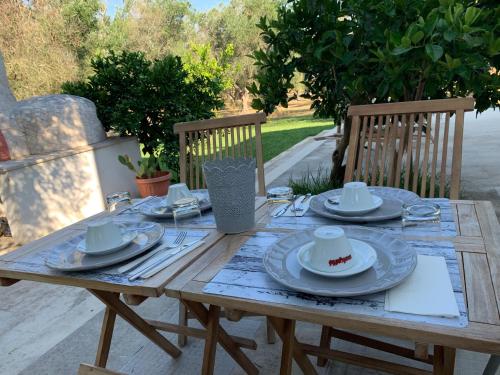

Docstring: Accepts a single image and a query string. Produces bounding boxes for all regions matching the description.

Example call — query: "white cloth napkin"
[385,255,460,318]
[279,195,312,217]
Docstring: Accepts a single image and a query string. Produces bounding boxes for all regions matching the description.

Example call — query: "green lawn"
[261,115,334,162]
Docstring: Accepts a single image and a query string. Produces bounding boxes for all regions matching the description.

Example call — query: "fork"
[118,231,187,273]
[291,193,312,212]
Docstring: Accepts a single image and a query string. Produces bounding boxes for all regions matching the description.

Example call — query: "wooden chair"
[173,112,267,196]
[174,113,274,346]
[318,98,474,372]
[78,363,125,375]
[344,98,475,199]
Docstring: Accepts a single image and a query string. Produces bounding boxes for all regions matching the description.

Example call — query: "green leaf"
[411,31,424,44]
[425,44,444,62]
[401,36,411,48]
[391,47,413,55]
[464,7,480,26]
[443,30,456,42]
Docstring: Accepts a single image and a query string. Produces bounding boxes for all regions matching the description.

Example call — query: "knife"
[118,239,195,274]
[128,239,202,281]
[139,240,205,279]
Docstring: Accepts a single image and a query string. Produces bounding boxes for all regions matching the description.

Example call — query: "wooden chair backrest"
[174,113,267,195]
[344,98,474,199]
[78,364,125,375]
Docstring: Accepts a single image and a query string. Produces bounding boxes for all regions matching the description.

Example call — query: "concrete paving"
[0,109,499,374]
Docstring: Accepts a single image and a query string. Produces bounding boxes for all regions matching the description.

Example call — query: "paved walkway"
[1,109,499,374]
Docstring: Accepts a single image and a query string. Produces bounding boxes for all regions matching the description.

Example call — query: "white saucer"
[296,239,377,278]
[77,231,137,256]
[324,195,383,216]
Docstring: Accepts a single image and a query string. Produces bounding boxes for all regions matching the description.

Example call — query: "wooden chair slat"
[179,131,187,184]
[386,114,399,187]
[420,112,433,197]
[355,116,369,181]
[378,115,391,186]
[439,112,451,198]
[224,128,229,157]
[241,125,248,158]
[200,130,207,188]
[364,115,376,183]
[247,126,254,158]
[345,98,473,199]
[188,132,194,189]
[236,125,242,157]
[230,127,235,159]
[403,113,415,190]
[429,112,442,198]
[412,113,424,193]
[370,115,383,186]
[450,110,465,199]
[394,114,407,188]
[194,131,200,189]
[218,129,223,159]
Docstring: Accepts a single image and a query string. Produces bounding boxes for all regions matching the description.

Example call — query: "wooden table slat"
[462,252,500,324]
[456,203,482,237]
[474,201,500,315]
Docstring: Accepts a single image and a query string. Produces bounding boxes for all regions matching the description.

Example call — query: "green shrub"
[62,50,228,174]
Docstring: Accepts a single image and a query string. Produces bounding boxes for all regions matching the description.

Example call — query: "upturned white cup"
[85,220,123,252]
[309,226,354,272]
[166,183,193,206]
[339,182,375,210]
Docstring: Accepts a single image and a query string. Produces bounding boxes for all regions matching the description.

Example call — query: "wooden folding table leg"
[266,317,277,344]
[268,316,317,375]
[182,300,258,375]
[433,345,456,375]
[95,306,117,367]
[317,326,331,367]
[88,289,181,359]
[279,319,295,375]
[178,302,189,347]
[201,305,221,375]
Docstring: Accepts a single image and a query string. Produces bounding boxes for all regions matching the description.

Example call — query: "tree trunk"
[329,116,351,187]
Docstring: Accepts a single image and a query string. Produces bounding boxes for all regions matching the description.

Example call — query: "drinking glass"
[402,202,441,228]
[266,186,295,219]
[106,191,132,212]
[172,197,201,227]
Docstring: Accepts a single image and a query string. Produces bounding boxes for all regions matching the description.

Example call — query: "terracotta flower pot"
[135,171,171,198]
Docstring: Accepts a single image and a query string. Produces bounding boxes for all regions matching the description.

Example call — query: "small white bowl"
[79,222,137,256]
[166,183,193,206]
[307,226,354,272]
[297,239,377,278]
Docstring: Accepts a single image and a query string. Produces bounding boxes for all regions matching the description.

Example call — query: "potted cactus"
[118,154,171,198]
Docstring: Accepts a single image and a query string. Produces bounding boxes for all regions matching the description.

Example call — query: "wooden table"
[0,196,267,371]
[164,200,500,375]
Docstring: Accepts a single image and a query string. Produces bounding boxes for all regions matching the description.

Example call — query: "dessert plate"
[324,195,383,216]
[140,192,211,219]
[296,239,377,278]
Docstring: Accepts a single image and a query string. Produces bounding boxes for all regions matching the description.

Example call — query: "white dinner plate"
[324,195,383,216]
[296,239,377,278]
[77,231,137,256]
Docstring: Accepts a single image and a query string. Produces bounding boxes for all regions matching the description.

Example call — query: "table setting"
[204,181,467,328]
[16,183,218,283]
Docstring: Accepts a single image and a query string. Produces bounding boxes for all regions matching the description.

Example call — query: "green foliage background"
[1,0,282,104]
[62,49,229,174]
